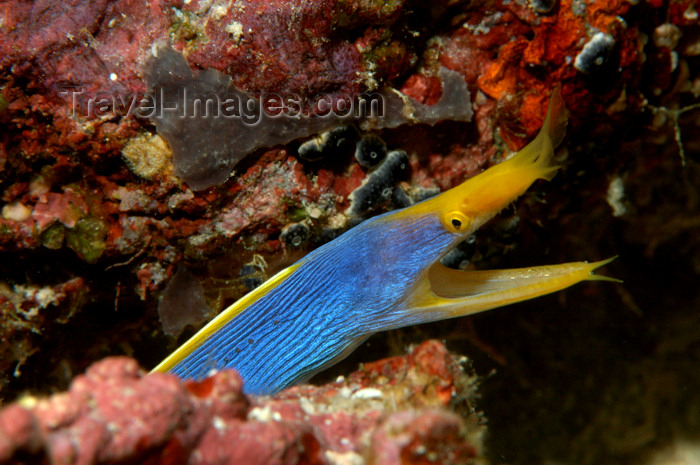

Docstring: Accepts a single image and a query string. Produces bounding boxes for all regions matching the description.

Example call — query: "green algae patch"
[40,223,66,250]
[286,207,309,223]
[66,218,107,264]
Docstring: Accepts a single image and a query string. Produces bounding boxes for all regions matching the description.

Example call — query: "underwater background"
[0,0,698,464]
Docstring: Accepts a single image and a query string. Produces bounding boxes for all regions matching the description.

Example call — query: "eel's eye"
[444,211,470,234]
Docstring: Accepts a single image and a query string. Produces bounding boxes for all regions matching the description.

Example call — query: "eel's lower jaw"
[405,257,619,322]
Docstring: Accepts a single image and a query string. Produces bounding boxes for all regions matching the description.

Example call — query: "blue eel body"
[153,88,616,395]
[170,214,455,394]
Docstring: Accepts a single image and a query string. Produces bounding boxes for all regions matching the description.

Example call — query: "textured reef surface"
[0,341,484,465]
[0,0,699,463]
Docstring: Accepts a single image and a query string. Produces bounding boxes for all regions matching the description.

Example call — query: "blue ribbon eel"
[152,88,618,395]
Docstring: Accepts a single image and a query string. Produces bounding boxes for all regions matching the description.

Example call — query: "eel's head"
[396,87,569,241]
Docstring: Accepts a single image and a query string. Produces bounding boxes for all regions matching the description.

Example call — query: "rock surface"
[0,340,484,465]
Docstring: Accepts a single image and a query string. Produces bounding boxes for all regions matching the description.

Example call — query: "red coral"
[31,188,88,231]
[0,342,482,465]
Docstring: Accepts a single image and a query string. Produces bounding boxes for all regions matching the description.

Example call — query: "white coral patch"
[606,176,627,217]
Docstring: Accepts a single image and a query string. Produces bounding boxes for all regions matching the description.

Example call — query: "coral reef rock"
[0,340,484,465]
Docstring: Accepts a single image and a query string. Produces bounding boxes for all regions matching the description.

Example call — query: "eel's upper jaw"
[404,257,619,323]
[453,87,569,225]
[398,87,569,236]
